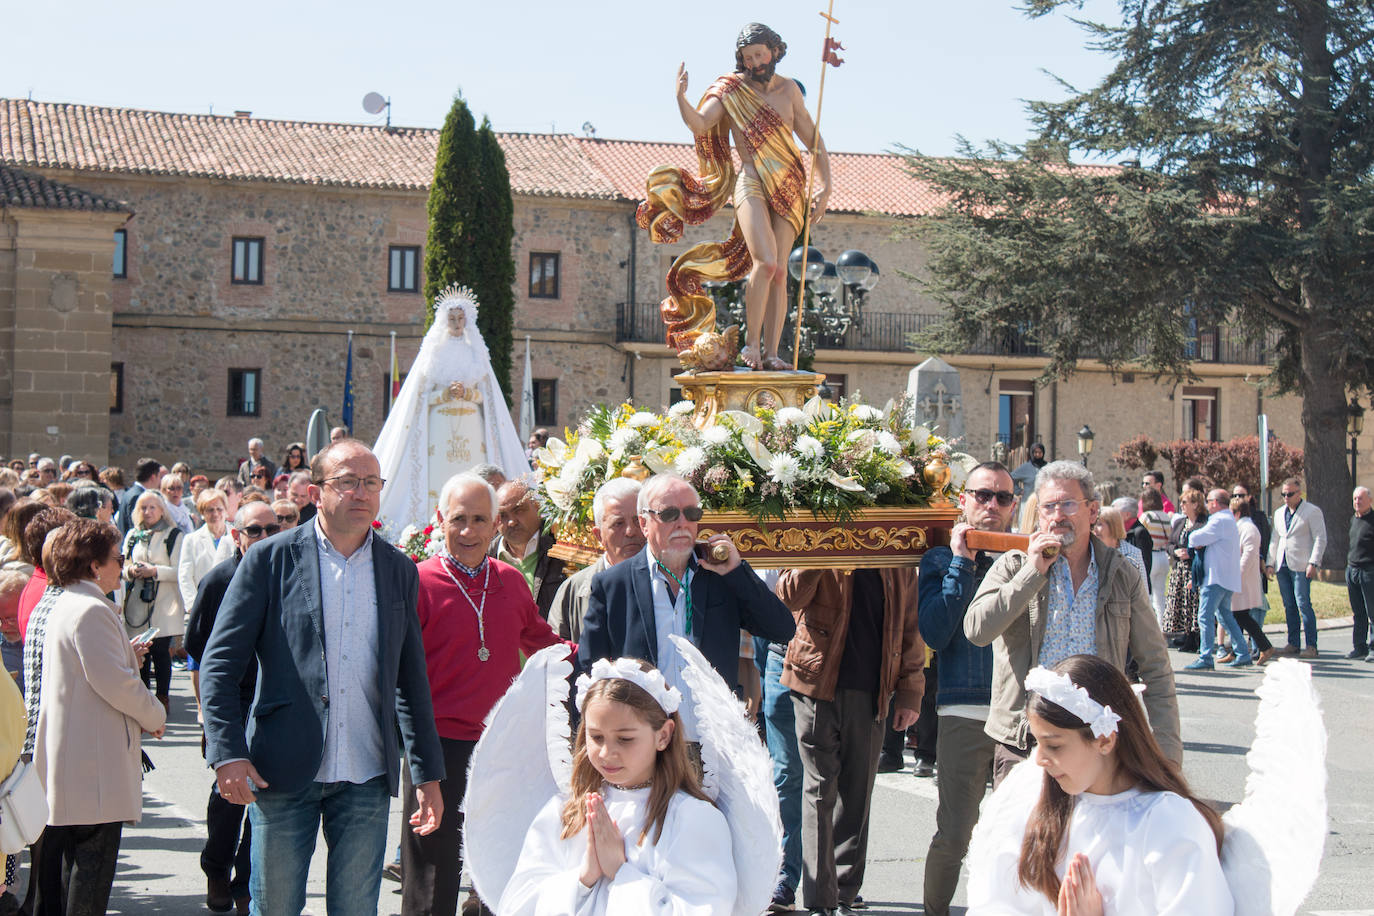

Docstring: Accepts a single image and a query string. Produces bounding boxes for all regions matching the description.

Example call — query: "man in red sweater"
[401,472,573,916]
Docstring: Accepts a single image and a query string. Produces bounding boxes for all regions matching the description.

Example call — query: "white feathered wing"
[1220,658,1327,916]
[670,634,783,916]
[461,644,575,909]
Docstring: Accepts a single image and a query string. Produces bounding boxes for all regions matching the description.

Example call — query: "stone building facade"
[0,98,1312,499]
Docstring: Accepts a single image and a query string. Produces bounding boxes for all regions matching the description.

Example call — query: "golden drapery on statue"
[636,73,808,370]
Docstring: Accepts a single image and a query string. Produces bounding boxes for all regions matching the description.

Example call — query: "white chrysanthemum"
[608,427,637,452]
[794,434,825,461]
[769,453,801,488]
[398,525,419,544]
[875,431,902,456]
[668,400,695,417]
[775,407,807,428]
[628,411,658,428]
[675,446,708,475]
[852,404,883,422]
[702,425,732,446]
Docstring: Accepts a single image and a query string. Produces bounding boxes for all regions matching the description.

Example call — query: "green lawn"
[1257,578,1350,623]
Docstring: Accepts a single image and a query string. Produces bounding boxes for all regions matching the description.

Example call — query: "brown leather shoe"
[1299,646,1319,659]
[1216,652,1236,665]
[1273,644,1301,657]
[461,892,491,916]
[1256,648,1275,666]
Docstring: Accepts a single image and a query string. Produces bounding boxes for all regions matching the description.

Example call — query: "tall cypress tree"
[473,118,516,404]
[424,96,516,404]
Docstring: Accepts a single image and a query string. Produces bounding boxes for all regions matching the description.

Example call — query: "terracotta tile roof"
[0,98,962,216]
[0,161,128,212]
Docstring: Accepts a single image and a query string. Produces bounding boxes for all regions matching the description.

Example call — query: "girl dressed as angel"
[967,654,1233,915]
[498,658,737,915]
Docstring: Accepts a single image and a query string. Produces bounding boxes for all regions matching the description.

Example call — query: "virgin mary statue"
[374,285,530,530]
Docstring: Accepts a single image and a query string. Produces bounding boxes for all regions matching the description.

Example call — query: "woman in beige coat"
[35,518,165,914]
[123,490,185,711]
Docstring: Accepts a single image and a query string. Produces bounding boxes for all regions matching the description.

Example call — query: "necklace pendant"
[478,646,490,662]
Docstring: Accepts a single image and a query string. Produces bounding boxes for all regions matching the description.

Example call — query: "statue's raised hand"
[676,62,689,98]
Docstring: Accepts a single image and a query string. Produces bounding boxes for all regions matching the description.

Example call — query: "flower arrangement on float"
[532,394,976,546]
[372,518,445,563]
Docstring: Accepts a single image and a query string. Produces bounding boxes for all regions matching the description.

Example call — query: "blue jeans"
[1347,565,1374,653]
[248,776,389,916]
[1275,565,1317,648]
[1197,584,1240,663]
[758,642,802,890]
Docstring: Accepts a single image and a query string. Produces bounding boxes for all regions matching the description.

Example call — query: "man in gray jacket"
[964,461,1180,784]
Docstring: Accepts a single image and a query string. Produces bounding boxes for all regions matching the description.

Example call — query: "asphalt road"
[16,626,1370,915]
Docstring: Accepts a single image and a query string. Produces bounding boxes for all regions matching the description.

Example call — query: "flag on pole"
[388,331,400,414]
[519,335,535,441]
[341,330,355,432]
[823,38,845,67]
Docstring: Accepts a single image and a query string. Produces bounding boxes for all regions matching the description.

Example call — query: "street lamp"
[788,246,881,352]
[1077,424,1095,467]
[1349,399,1364,483]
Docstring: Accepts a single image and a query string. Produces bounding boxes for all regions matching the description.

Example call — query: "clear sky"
[6,0,1123,158]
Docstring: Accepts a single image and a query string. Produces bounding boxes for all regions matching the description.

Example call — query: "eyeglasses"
[1038,499,1085,517]
[320,475,386,494]
[1281,490,1300,498]
[275,514,297,523]
[640,505,704,523]
[969,488,1016,507]
[109,553,124,565]
[240,523,282,538]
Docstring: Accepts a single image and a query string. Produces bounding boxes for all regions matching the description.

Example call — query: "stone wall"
[0,206,128,463]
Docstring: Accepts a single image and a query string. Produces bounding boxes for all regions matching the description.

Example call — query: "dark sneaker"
[769,882,796,912]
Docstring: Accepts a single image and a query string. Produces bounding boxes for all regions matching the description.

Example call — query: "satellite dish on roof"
[362,91,392,129]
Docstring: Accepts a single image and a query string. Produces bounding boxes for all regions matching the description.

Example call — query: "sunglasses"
[275,514,297,523]
[969,488,1016,507]
[640,505,704,523]
[1281,491,1300,498]
[241,523,282,538]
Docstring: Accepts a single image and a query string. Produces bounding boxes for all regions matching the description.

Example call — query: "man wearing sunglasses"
[965,461,1180,782]
[578,474,794,738]
[183,500,280,914]
[917,462,1017,916]
[1264,477,1327,658]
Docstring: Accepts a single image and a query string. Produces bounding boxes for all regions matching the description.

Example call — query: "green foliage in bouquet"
[532,395,976,535]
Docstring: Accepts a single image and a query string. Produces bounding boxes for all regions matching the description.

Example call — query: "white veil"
[373,285,530,532]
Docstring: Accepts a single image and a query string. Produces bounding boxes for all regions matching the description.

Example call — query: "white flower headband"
[1024,667,1124,738]
[575,658,682,716]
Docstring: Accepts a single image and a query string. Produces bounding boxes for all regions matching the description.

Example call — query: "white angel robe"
[498,785,737,916]
[966,760,1234,916]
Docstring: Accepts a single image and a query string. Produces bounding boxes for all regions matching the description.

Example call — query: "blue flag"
[342,332,355,432]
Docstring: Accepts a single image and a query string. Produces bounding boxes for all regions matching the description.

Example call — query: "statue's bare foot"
[740,345,763,370]
[762,354,791,371]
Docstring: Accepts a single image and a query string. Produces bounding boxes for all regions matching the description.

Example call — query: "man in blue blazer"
[200,439,445,916]
[577,474,794,735]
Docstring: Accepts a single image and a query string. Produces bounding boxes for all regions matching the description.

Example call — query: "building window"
[110,363,124,413]
[529,252,560,299]
[113,230,127,279]
[228,369,262,417]
[825,374,848,402]
[533,378,558,426]
[998,380,1036,450]
[232,237,264,285]
[1182,387,1219,441]
[388,246,420,292]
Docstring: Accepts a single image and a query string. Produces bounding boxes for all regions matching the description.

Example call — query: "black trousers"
[881,655,938,762]
[139,635,173,698]
[202,782,252,898]
[401,737,477,916]
[31,821,123,916]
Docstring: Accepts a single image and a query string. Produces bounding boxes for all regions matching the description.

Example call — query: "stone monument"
[907,357,964,441]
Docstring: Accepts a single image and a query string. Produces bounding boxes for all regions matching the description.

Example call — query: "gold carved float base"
[550,505,958,571]
[676,369,825,428]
